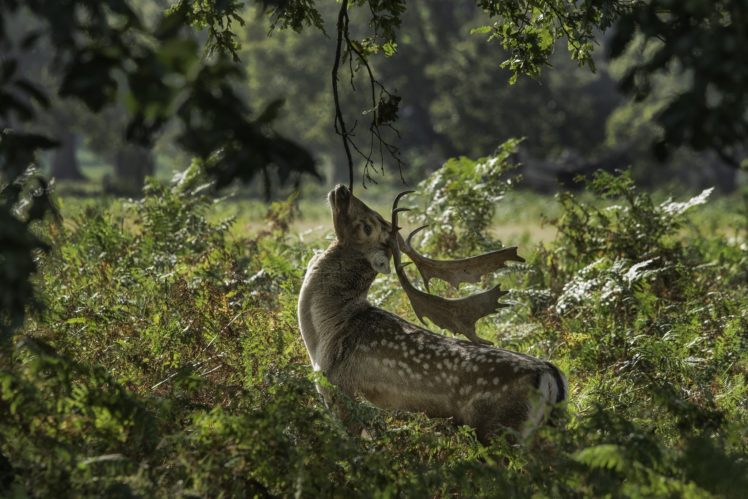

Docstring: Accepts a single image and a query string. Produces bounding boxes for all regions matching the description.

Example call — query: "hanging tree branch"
[331,0,406,191]
[332,0,355,191]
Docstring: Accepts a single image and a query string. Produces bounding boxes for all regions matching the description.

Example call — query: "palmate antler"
[390,191,525,345]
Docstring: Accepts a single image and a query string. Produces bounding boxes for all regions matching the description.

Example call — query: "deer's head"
[328,185,526,345]
[329,184,393,274]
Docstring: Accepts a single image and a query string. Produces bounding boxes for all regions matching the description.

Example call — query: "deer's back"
[328,307,562,431]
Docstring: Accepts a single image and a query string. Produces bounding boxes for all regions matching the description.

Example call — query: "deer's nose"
[329,184,351,210]
[334,184,350,202]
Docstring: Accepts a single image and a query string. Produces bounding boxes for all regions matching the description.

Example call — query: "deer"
[297,184,567,443]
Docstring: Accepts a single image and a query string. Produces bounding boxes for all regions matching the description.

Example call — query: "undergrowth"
[1,155,747,497]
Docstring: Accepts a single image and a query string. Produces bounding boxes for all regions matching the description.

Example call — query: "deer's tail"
[539,362,567,405]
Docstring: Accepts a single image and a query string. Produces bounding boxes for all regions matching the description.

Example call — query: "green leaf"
[574,444,628,472]
[383,41,397,57]
[65,317,90,325]
[469,25,492,35]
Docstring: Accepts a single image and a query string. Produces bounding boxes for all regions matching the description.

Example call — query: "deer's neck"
[298,243,376,371]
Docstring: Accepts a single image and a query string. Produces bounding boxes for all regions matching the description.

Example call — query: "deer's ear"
[367,250,391,274]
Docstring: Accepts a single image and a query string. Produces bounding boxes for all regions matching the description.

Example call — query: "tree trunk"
[113,144,155,194]
[50,130,85,180]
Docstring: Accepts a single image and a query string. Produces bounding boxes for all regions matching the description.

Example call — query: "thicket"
[1,155,747,497]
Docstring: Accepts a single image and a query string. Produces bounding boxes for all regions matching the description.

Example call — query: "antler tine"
[406,224,429,247]
[391,208,410,230]
[400,228,524,290]
[392,190,415,210]
[391,190,415,231]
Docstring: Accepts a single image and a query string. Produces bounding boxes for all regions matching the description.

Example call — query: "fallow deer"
[297,184,566,442]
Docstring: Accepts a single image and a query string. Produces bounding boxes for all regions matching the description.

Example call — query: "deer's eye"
[362,223,372,236]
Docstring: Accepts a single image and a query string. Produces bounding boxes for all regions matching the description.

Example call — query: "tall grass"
[1,156,746,497]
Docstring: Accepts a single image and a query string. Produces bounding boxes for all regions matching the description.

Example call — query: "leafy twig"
[331,0,406,190]
[331,0,355,190]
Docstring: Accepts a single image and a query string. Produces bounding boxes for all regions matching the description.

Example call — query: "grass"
[56,186,564,250]
[1,162,747,497]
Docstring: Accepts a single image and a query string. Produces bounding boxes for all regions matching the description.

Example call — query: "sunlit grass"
[56,183,745,250]
[5,169,746,497]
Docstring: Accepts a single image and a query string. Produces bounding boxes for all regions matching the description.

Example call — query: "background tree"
[243,1,743,190]
[609,0,748,167]
[242,2,622,183]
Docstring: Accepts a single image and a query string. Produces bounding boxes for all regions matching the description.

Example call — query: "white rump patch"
[521,371,563,438]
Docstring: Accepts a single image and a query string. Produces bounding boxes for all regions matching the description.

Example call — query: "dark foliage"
[0,0,318,339]
[609,0,748,166]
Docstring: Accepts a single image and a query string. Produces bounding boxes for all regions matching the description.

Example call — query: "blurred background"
[11,0,746,201]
